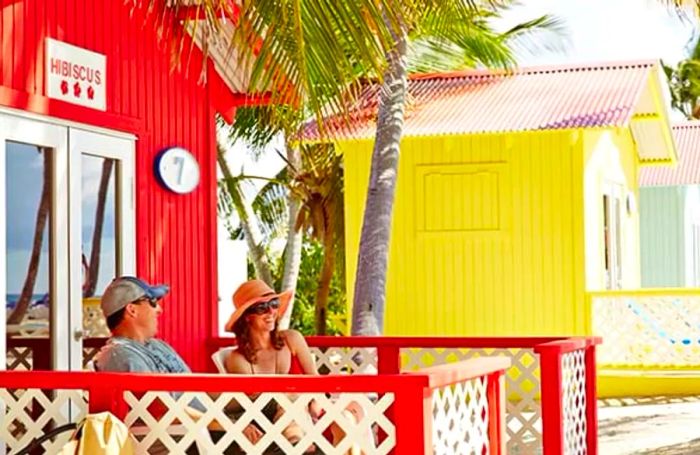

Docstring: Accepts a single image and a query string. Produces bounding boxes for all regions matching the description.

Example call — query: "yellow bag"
[60,412,135,455]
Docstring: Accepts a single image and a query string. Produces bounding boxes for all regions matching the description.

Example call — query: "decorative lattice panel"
[432,376,490,455]
[401,347,542,454]
[592,294,700,367]
[123,390,394,454]
[0,388,87,453]
[309,347,377,375]
[561,351,586,455]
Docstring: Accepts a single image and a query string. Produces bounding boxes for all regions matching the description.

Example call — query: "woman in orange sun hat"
[224,279,367,455]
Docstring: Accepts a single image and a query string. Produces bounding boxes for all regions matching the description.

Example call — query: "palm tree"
[664,35,700,119]
[217,141,275,285]
[83,160,114,297]
[288,144,343,334]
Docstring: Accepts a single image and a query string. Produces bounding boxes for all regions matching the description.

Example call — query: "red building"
[0,0,244,372]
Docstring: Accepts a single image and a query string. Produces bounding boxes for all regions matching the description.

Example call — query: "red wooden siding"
[0,0,218,371]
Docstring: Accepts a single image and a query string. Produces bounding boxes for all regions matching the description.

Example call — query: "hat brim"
[145,284,170,300]
[224,289,293,332]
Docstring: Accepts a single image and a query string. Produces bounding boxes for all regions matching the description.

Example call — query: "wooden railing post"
[487,370,506,455]
[585,344,599,455]
[538,349,565,455]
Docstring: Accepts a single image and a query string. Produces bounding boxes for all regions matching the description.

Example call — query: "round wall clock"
[154,147,200,194]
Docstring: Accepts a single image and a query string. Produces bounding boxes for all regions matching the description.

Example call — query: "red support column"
[487,371,506,455]
[392,383,430,454]
[585,345,599,455]
[538,351,565,455]
[377,345,400,374]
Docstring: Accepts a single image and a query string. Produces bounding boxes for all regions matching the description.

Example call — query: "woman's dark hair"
[106,307,127,331]
[232,309,284,364]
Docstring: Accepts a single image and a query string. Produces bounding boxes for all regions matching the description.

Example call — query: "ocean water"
[5,293,49,309]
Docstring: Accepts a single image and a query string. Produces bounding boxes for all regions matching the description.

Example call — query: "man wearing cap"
[95,276,192,376]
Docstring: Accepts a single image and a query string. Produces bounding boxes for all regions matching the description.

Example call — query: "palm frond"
[499,15,568,57]
[251,168,290,240]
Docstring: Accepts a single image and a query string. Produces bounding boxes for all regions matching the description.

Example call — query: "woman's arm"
[284,330,318,376]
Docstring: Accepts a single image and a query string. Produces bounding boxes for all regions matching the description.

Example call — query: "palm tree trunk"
[351,29,409,336]
[315,230,336,335]
[279,143,303,330]
[217,144,274,285]
[83,159,113,297]
[8,150,51,325]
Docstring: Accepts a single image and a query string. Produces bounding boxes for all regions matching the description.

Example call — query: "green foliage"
[267,237,347,336]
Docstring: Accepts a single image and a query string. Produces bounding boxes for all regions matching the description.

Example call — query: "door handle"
[73,329,85,341]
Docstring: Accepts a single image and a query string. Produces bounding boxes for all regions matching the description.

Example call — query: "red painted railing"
[210,335,601,454]
[535,337,600,455]
[5,335,600,454]
[0,357,508,454]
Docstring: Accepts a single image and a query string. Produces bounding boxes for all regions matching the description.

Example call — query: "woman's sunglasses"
[249,298,280,315]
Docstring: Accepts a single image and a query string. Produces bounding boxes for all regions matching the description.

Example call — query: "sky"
[499,0,697,67]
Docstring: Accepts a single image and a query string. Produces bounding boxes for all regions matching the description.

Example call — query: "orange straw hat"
[224,279,293,332]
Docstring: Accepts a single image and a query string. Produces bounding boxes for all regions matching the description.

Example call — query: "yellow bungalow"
[332,61,677,338]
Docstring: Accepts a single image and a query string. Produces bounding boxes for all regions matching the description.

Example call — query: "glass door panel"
[80,154,117,340]
[5,142,52,369]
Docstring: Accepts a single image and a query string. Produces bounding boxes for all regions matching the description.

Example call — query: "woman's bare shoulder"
[224,348,250,374]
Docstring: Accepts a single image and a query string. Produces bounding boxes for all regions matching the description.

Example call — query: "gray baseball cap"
[100,276,170,317]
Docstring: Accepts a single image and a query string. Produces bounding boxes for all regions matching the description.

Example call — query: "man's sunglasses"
[248,298,280,315]
[131,297,160,308]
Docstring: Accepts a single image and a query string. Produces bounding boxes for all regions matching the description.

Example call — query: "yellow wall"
[342,130,590,336]
[582,129,641,291]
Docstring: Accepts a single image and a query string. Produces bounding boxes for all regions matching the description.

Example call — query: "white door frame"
[0,114,69,370]
[1,114,135,372]
[68,128,135,371]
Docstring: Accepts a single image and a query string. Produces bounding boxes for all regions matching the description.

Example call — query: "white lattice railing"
[297,343,541,453]
[401,347,541,454]
[0,388,87,453]
[125,390,391,454]
[1,336,597,454]
[427,358,505,455]
[0,358,510,454]
[561,351,586,455]
[587,289,700,367]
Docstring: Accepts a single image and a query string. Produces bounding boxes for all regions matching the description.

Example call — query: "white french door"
[0,112,135,371]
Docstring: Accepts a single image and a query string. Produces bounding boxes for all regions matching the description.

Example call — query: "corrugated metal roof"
[307,61,659,139]
[640,122,700,186]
